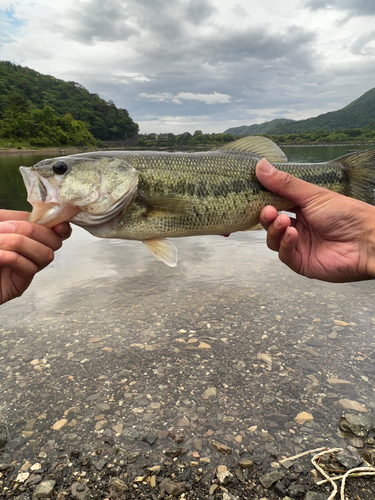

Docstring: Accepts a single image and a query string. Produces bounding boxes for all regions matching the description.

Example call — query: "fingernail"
[258,159,275,174]
[0,222,16,233]
[283,227,290,240]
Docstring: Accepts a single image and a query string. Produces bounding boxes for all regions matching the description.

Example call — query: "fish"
[19,136,375,267]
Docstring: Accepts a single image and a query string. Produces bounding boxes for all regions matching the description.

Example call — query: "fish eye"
[53,160,69,175]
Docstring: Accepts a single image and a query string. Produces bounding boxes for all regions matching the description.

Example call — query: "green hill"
[225,88,375,136]
[0,61,138,142]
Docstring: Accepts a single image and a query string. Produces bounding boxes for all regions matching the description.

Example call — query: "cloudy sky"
[1,0,375,134]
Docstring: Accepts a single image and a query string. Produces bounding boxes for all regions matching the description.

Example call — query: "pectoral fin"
[143,238,178,267]
[138,194,193,217]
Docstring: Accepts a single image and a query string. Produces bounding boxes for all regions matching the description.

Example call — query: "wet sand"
[0,229,374,498]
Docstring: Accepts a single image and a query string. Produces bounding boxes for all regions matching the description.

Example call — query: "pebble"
[51,419,68,431]
[294,412,314,425]
[202,387,217,399]
[217,469,233,484]
[338,399,368,412]
[238,459,254,469]
[159,478,187,496]
[33,479,56,498]
[0,422,10,449]
[339,413,374,437]
[259,470,284,489]
[327,378,352,387]
[337,445,364,469]
[211,441,232,455]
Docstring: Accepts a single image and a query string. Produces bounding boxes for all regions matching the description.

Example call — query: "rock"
[339,413,374,437]
[304,492,330,500]
[281,460,294,470]
[202,387,217,399]
[209,484,219,495]
[142,434,157,446]
[169,428,186,443]
[160,478,187,496]
[259,470,284,489]
[108,477,127,493]
[16,472,30,483]
[338,399,367,412]
[127,451,141,464]
[33,480,56,498]
[211,440,232,455]
[238,459,254,469]
[122,427,139,440]
[51,419,68,431]
[288,482,307,496]
[337,445,364,469]
[0,422,10,449]
[223,493,238,500]
[297,356,317,372]
[217,469,233,484]
[294,412,314,425]
[359,449,375,465]
[71,482,91,500]
[327,378,352,387]
[347,437,365,448]
[334,320,349,326]
[274,480,287,497]
[305,338,323,347]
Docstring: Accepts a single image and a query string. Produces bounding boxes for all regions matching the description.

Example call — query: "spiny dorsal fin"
[143,238,178,267]
[219,136,288,163]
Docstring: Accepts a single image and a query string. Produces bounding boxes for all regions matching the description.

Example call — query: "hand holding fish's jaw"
[26,202,80,228]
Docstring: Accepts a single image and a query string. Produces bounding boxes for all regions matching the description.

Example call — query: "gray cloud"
[185,0,218,25]
[305,0,375,17]
[64,0,140,44]
[351,30,375,56]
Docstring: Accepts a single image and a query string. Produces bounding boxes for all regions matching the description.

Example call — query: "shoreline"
[0,146,93,156]
[0,141,374,156]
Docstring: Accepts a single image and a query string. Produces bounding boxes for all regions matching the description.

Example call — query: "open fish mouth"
[19,166,80,227]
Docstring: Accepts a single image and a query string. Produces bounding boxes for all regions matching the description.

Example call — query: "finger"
[259,205,279,230]
[0,220,63,252]
[278,226,302,273]
[256,159,331,208]
[52,222,72,241]
[0,248,38,280]
[0,233,55,271]
[0,210,29,222]
[266,213,292,252]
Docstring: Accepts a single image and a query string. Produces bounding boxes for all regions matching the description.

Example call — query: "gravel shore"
[1,229,374,499]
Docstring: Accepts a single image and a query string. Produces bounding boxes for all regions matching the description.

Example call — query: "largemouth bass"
[19,137,375,266]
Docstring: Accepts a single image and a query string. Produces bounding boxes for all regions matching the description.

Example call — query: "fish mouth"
[19,166,79,227]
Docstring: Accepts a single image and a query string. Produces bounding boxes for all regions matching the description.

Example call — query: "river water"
[0,145,374,497]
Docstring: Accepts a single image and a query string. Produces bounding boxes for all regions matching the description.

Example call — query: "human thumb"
[255,158,329,208]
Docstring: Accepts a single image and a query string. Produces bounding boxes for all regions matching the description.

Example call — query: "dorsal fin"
[219,136,288,163]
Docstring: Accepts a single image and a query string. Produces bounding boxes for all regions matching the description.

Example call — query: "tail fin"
[335,149,375,205]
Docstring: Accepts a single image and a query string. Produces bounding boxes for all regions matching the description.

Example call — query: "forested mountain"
[0,61,138,144]
[225,88,375,136]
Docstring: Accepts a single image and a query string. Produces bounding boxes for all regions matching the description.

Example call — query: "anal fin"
[143,238,178,267]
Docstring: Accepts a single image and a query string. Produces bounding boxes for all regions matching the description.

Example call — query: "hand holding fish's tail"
[256,159,375,283]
